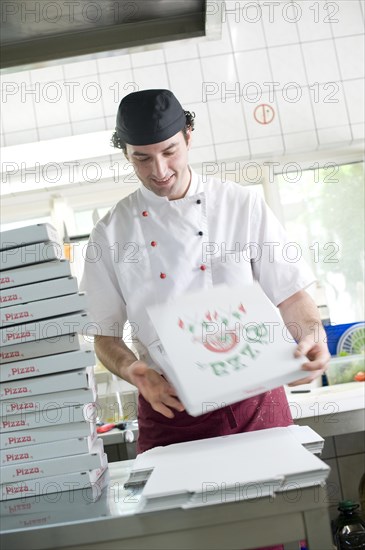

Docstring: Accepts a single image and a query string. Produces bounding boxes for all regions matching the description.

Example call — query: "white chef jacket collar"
[139,167,201,204]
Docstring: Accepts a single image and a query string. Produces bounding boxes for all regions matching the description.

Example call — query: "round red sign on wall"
[254,104,275,125]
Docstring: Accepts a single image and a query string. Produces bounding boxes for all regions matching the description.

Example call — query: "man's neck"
[169,167,192,201]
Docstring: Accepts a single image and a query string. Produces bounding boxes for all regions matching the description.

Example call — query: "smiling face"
[125,129,192,200]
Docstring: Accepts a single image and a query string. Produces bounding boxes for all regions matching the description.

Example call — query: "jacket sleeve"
[250,192,316,307]
[80,224,127,338]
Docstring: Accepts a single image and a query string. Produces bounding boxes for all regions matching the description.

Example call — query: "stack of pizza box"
[0,224,108,501]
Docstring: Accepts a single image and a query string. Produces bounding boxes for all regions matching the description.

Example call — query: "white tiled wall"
[0,0,364,163]
[321,432,365,520]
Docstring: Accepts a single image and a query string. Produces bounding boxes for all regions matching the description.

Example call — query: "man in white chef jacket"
[81,89,330,455]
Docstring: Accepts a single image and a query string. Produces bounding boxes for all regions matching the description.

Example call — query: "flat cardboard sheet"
[133,427,330,512]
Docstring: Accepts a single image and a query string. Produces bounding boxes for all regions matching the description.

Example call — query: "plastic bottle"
[100,371,124,424]
[334,500,365,549]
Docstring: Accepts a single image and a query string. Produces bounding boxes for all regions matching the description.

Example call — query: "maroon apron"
[137,386,293,453]
[137,387,293,550]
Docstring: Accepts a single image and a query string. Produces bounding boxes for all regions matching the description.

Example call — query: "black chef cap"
[115,89,186,146]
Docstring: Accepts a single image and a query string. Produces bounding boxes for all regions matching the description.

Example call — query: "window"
[275,161,364,324]
[74,207,111,236]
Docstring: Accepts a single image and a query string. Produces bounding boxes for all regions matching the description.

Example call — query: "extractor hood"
[1,0,213,69]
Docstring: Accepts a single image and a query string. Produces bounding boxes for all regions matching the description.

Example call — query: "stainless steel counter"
[287,381,365,437]
[1,459,333,550]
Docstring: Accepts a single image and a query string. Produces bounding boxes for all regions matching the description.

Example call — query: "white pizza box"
[0,260,71,290]
[0,453,108,501]
[0,349,95,382]
[1,386,97,418]
[147,283,306,417]
[0,469,110,527]
[0,333,80,364]
[0,420,96,450]
[0,224,60,252]
[0,365,94,399]
[0,312,91,347]
[1,437,104,483]
[0,276,79,309]
[0,402,97,434]
[133,427,329,513]
[0,292,88,327]
[1,434,101,466]
[287,425,324,455]
[0,241,63,271]
[1,468,109,516]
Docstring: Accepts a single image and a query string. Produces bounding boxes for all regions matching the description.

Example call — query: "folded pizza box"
[1,438,104,484]
[0,224,59,252]
[0,453,108,501]
[0,349,95,382]
[0,241,63,271]
[0,260,71,291]
[0,420,96,450]
[0,276,79,309]
[0,292,88,327]
[1,386,97,418]
[0,333,80,364]
[0,469,110,527]
[1,434,100,466]
[0,365,94,400]
[147,284,307,417]
[0,312,91,347]
[132,428,330,513]
[0,402,96,434]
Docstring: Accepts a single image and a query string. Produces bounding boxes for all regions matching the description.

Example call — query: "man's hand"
[278,290,331,387]
[288,333,331,386]
[93,336,184,418]
[128,361,185,418]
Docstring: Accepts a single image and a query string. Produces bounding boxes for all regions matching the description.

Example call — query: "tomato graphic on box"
[203,332,239,353]
[178,304,246,354]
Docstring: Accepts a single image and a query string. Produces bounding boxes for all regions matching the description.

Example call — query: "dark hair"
[111,110,196,153]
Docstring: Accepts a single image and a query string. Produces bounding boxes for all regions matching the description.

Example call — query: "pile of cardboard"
[131,426,329,513]
[0,224,108,501]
